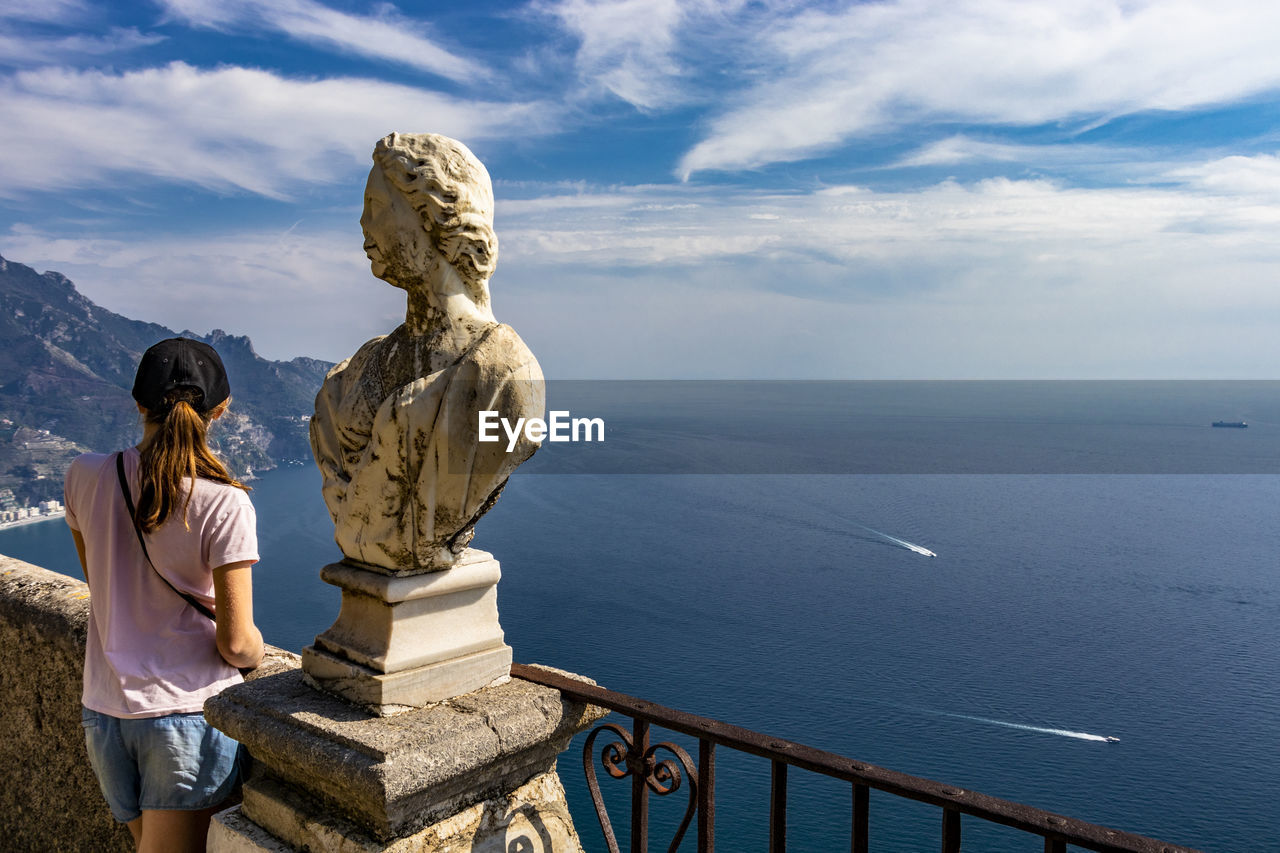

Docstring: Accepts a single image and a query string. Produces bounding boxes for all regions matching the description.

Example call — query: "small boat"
[1105,736,1120,743]
[1212,421,1247,428]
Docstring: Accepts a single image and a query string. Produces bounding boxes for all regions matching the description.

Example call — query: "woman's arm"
[212,561,264,670]
[71,529,88,574]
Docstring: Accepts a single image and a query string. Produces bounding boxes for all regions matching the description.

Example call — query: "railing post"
[941,807,961,853]
[851,783,868,853]
[770,760,787,852]
[698,740,715,853]
[1045,838,1067,853]
[632,718,649,853]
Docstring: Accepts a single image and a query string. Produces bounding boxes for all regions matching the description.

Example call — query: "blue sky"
[3,0,1280,377]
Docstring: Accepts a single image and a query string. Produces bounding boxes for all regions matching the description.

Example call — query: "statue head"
[361,133,498,309]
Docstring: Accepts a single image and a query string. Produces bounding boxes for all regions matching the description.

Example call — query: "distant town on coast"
[0,415,64,524]
[0,491,63,529]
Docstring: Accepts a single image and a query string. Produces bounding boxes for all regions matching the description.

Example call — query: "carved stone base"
[301,549,511,713]
[209,771,586,853]
[301,644,512,714]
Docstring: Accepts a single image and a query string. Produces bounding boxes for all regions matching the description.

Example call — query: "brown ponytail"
[136,387,247,533]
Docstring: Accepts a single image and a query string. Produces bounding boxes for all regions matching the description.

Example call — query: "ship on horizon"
[1212,421,1248,428]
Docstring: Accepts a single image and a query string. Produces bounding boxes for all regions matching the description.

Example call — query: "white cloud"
[1171,153,1280,199]
[538,0,685,108]
[894,136,1130,169]
[498,177,1237,268]
[536,0,751,109]
[0,27,164,67]
[488,163,1280,376]
[678,0,1280,176]
[155,0,488,83]
[0,0,85,24]
[0,62,553,197]
[3,224,402,362]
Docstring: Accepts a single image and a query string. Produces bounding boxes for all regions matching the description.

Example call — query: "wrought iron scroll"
[583,722,699,853]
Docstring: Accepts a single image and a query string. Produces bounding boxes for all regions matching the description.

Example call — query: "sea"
[3,381,1278,853]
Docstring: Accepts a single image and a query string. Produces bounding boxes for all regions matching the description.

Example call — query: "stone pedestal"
[204,663,607,852]
[301,549,512,715]
[210,771,583,853]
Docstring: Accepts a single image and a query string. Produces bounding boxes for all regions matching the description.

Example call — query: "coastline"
[0,511,66,532]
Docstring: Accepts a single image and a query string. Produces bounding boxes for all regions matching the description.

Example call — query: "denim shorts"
[81,707,246,823]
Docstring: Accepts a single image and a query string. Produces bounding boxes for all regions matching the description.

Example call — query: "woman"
[64,337,264,852]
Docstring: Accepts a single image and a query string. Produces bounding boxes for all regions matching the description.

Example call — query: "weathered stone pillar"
[205,661,607,852]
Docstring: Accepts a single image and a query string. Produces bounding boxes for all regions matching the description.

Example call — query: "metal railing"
[511,664,1199,853]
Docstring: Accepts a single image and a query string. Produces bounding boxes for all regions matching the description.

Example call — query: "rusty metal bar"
[1046,839,1067,853]
[770,760,787,853]
[851,783,868,853]
[942,807,961,853]
[512,664,1201,853]
[631,717,649,853]
[583,723,629,853]
[698,739,715,853]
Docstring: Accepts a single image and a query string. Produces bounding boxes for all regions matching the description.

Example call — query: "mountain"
[0,254,332,504]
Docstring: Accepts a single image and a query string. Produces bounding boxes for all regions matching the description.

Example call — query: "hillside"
[0,254,332,504]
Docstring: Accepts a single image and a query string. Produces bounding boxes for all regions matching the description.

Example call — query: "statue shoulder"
[471,323,542,380]
[321,333,389,383]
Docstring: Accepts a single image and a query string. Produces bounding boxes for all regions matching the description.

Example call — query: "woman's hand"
[212,561,264,670]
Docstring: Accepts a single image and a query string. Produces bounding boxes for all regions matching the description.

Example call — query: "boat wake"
[935,711,1116,742]
[855,524,937,557]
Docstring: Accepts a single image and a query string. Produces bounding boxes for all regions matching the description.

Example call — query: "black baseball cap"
[132,337,231,413]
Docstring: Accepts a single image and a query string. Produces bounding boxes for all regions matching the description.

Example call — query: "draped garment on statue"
[310,322,544,572]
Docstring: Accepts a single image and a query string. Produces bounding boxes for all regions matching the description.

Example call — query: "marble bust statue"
[310,132,544,573]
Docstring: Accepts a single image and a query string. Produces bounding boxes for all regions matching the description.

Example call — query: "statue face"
[360,165,429,287]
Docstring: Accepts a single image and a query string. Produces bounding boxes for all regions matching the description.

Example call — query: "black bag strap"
[115,452,217,622]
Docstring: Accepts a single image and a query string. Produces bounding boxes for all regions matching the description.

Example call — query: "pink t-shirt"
[64,447,259,718]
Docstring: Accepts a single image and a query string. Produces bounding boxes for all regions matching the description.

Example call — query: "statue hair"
[136,387,247,533]
[372,133,498,305]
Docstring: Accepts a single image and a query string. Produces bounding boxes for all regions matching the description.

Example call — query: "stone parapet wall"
[0,553,131,852]
[0,554,299,852]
